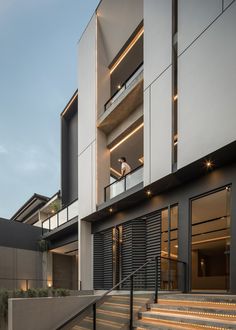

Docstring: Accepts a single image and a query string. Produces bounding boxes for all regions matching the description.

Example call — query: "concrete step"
[138,310,236,329]
[71,294,152,330]
[158,293,236,304]
[151,303,236,316]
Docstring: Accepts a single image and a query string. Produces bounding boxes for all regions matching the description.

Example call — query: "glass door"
[191,187,231,291]
[161,205,179,290]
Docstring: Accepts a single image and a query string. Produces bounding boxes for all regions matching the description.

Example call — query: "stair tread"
[150,305,236,317]
[141,310,236,326]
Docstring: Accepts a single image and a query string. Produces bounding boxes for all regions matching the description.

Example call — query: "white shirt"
[121,162,131,175]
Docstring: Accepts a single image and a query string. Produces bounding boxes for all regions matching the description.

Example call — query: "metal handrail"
[104,165,143,201]
[56,255,186,330]
[104,62,144,111]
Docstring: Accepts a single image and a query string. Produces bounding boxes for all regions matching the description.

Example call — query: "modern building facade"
[77,0,236,294]
[8,0,236,296]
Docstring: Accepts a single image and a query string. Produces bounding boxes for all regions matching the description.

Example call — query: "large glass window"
[191,187,231,291]
[161,205,178,290]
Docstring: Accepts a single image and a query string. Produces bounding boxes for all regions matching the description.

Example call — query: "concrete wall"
[53,253,78,290]
[0,246,43,290]
[8,295,97,330]
[143,0,172,186]
[77,15,97,290]
[178,1,236,168]
[0,218,42,251]
[61,106,78,206]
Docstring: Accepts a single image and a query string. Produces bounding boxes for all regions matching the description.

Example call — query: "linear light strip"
[61,92,78,117]
[110,27,144,74]
[192,235,230,246]
[110,167,121,177]
[110,123,144,152]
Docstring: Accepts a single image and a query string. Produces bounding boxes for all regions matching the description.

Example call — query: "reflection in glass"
[161,205,178,290]
[191,188,231,291]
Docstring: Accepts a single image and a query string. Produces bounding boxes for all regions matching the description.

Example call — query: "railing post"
[124,176,127,192]
[104,187,106,202]
[93,303,96,330]
[26,279,29,291]
[154,257,158,303]
[130,275,134,330]
[183,262,187,293]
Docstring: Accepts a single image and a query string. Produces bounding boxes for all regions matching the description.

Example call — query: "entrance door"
[191,187,231,291]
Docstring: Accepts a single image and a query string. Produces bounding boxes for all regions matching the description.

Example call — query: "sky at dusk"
[0,0,99,218]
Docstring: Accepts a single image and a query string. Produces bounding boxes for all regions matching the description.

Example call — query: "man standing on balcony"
[118,157,131,177]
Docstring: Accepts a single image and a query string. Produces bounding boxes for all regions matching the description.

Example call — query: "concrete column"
[79,220,93,290]
[42,252,53,288]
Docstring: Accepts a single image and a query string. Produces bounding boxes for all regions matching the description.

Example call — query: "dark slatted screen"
[122,219,146,288]
[103,229,113,289]
[122,221,133,284]
[146,211,161,289]
[93,228,113,290]
[93,211,161,290]
[93,233,104,289]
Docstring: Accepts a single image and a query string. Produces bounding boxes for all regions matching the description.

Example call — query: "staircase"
[135,294,236,330]
[72,294,152,330]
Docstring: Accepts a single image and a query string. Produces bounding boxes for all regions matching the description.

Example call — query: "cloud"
[0,145,7,154]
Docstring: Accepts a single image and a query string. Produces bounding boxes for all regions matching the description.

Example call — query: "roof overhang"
[11,193,49,222]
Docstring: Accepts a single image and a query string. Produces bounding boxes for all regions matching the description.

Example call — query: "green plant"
[54,288,70,297]
[0,289,9,321]
[38,239,48,252]
[37,288,48,297]
[13,289,25,298]
[27,288,37,297]
[50,200,61,213]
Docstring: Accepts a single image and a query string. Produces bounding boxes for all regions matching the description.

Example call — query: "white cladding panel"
[144,0,172,89]
[78,15,96,154]
[144,88,151,186]
[97,0,143,64]
[178,2,236,169]
[78,144,96,219]
[178,0,222,54]
[150,68,172,183]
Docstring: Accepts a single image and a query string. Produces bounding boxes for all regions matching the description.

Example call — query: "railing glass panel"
[42,199,78,233]
[105,166,143,201]
[42,219,50,232]
[68,199,79,220]
[50,214,58,230]
[58,208,67,226]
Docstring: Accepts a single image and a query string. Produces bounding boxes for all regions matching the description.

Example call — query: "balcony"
[104,165,143,201]
[42,199,78,233]
[97,63,143,134]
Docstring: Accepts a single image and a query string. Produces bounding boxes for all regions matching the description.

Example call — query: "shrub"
[13,289,25,298]
[54,288,70,297]
[0,289,9,321]
[27,288,38,297]
[37,288,48,297]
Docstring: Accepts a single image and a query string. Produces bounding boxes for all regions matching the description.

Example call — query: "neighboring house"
[9,93,79,290]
